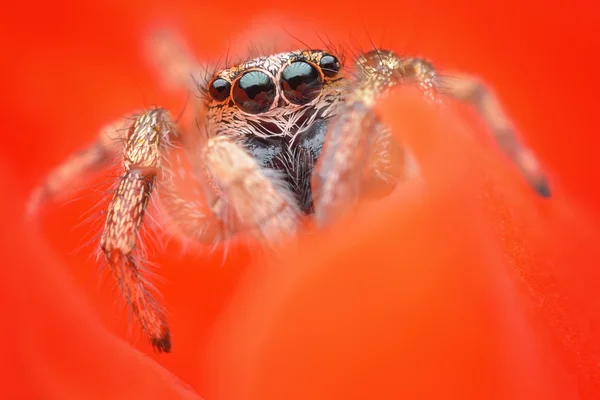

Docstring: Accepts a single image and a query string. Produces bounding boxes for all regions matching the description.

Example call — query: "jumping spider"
[27,32,551,353]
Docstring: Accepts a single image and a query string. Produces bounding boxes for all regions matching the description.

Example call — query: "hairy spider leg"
[313,50,550,225]
[26,118,132,217]
[99,109,176,352]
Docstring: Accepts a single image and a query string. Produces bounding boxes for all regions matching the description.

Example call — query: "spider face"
[205,50,344,213]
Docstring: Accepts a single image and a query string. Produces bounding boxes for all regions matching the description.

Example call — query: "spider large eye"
[232,71,276,114]
[208,78,231,102]
[319,54,341,77]
[281,61,323,105]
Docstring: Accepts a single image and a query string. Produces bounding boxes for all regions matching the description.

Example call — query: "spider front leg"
[99,109,178,352]
[28,109,180,351]
[313,50,550,225]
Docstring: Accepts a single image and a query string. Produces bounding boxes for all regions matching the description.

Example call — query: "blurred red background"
[2,0,600,398]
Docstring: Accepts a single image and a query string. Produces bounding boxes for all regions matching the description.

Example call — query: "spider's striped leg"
[26,117,133,217]
[98,108,223,352]
[200,135,300,248]
[392,54,550,197]
[313,49,550,226]
[26,109,178,351]
[94,108,243,352]
[98,108,183,353]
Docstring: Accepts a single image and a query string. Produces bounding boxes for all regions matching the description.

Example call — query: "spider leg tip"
[532,176,552,198]
[151,331,172,353]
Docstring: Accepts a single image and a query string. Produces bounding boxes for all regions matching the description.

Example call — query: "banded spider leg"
[312,50,550,224]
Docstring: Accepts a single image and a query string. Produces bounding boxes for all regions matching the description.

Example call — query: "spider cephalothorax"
[27,32,551,353]
[204,50,346,213]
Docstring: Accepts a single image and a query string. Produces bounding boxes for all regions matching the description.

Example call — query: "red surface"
[2,0,600,399]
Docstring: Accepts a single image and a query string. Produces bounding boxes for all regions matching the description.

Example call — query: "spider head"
[204,50,344,139]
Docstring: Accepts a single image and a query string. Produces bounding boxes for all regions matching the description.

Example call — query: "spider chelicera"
[27,31,551,353]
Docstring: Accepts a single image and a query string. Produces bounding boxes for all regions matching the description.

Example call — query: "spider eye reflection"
[232,71,276,114]
[281,61,323,105]
[208,78,231,102]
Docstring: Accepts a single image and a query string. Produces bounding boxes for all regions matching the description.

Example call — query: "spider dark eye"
[319,54,341,78]
[232,70,276,114]
[280,61,323,105]
[208,78,231,102]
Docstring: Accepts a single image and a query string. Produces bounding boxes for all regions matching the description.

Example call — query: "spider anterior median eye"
[208,78,231,102]
[232,71,276,114]
[281,61,323,105]
[319,54,341,78]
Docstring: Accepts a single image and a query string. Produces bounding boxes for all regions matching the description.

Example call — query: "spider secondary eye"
[232,70,276,114]
[208,78,231,102]
[281,61,323,105]
[319,54,341,77]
